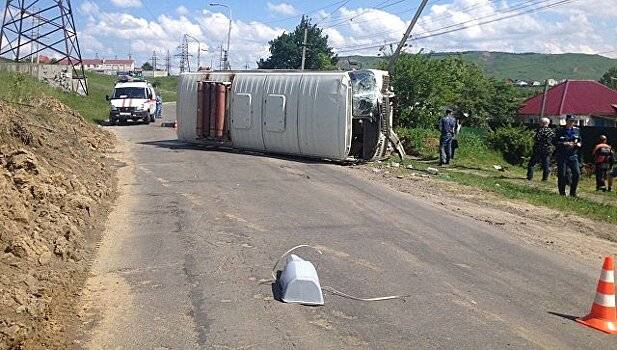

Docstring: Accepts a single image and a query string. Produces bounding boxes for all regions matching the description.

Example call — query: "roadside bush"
[487,126,533,165]
[395,127,440,159]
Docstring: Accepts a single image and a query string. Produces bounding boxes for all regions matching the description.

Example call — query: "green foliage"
[599,67,617,90]
[390,53,519,129]
[486,80,522,129]
[395,127,440,158]
[486,126,534,165]
[141,62,154,71]
[150,76,178,102]
[258,16,335,70]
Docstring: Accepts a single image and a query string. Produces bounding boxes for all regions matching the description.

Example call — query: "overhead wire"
[335,0,556,49]
[334,0,581,53]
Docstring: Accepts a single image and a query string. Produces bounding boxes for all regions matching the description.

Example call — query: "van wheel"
[150,114,155,123]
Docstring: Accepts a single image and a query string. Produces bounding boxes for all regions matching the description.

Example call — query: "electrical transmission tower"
[175,35,192,73]
[150,50,158,71]
[0,0,88,94]
[164,49,171,76]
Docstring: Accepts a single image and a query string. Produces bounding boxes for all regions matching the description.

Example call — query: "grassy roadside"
[0,70,178,124]
[150,76,179,102]
[388,128,617,225]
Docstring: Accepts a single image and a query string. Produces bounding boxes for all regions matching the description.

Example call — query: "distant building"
[58,58,135,74]
[519,80,617,127]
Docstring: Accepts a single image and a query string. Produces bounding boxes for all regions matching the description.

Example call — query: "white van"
[107,80,157,124]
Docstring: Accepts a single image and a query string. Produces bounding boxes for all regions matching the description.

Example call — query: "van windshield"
[112,87,146,99]
[349,71,379,118]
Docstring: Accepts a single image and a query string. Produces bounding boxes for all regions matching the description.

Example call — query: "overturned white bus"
[176,69,405,162]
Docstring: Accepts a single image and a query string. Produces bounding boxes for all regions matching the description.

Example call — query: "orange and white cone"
[576,256,617,334]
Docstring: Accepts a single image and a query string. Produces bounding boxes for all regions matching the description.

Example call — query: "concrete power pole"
[387,0,429,72]
[300,25,308,70]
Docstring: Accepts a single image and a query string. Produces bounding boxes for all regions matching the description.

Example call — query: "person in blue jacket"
[155,95,163,118]
[554,114,582,197]
[439,108,458,166]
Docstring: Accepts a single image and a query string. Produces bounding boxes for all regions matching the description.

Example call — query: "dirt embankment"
[0,98,116,349]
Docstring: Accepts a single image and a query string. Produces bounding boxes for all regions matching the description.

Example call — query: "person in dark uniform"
[527,117,554,181]
[439,108,457,166]
[554,115,582,197]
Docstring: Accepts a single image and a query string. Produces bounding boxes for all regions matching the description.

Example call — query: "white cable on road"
[264,244,410,302]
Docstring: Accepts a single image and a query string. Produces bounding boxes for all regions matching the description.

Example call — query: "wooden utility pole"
[387,0,429,72]
[540,79,549,118]
[300,25,308,70]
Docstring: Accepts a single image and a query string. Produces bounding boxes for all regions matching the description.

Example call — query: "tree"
[389,52,520,130]
[600,67,617,90]
[141,62,153,71]
[258,16,335,70]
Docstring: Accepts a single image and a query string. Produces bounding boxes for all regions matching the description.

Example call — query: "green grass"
[341,51,617,81]
[0,70,178,124]
[445,171,617,224]
[387,126,617,225]
[150,76,178,102]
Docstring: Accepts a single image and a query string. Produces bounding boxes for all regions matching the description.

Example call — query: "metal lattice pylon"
[0,0,88,94]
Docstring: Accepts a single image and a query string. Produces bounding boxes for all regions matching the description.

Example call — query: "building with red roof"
[519,80,617,127]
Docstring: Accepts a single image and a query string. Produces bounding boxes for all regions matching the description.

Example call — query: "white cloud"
[110,0,142,8]
[176,5,190,16]
[267,2,298,16]
[73,0,617,71]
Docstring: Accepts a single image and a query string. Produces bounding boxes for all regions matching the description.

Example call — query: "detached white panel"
[279,254,324,306]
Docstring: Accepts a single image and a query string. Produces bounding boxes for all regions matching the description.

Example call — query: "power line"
[322,0,411,29]
[261,0,349,25]
[315,0,354,26]
[335,0,580,53]
[336,0,553,48]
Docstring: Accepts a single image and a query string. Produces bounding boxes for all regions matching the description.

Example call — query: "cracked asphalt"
[79,103,615,349]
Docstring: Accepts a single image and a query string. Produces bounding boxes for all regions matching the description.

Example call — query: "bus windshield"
[349,71,379,118]
[112,87,146,99]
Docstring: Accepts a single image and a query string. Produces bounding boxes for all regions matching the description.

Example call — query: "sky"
[72,0,617,71]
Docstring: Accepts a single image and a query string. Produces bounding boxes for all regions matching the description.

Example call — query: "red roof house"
[519,80,617,126]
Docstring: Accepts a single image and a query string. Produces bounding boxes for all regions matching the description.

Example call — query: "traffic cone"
[576,256,617,334]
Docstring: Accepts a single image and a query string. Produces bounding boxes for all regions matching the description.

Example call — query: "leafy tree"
[600,67,617,90]
[141,62,153,71]
[389,52,520,129]
[258,16,335,70]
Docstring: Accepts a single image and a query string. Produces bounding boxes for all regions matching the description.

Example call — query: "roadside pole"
[540,79,549,118]
[387,0,429,72]
[300,26,308,70]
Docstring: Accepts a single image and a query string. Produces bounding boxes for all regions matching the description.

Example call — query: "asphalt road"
[82,103,615,349]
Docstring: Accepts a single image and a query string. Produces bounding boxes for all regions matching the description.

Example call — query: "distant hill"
[339,51,617,81]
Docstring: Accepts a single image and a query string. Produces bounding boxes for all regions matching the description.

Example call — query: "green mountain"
[339,51,617,81]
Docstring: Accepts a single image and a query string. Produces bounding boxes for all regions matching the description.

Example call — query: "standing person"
[527,117,554,181]
[592,135,613,192]
[155,95,163,118]
[439,108,457,166]
[554,115,582,197]
[451,112,466,160]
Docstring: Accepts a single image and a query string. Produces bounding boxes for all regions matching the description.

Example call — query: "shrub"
[395,127,440,159]
[487,126,534,165]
